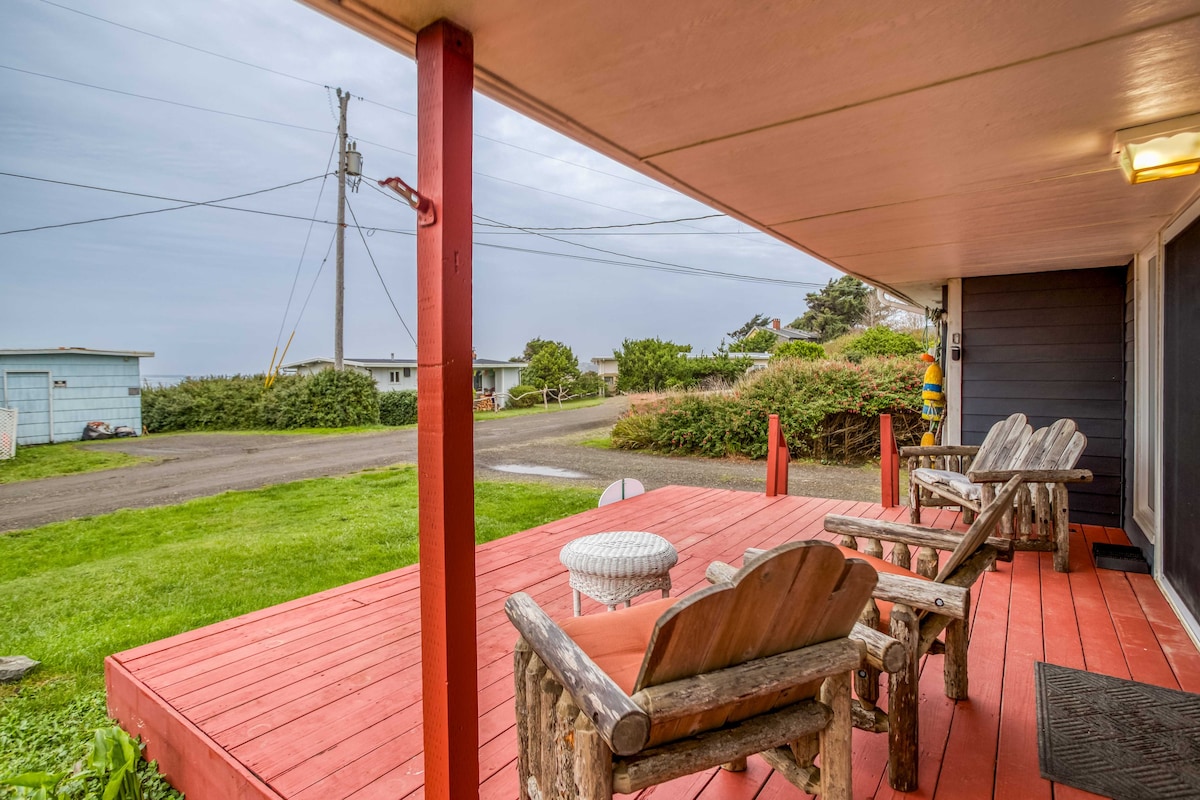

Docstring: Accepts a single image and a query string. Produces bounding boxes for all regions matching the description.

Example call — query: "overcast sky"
[1,0,841,376]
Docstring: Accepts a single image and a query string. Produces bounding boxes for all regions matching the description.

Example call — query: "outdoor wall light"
[1115,113,1200,185]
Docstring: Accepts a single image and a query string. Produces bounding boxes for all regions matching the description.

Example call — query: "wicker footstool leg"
[573,589,582,617]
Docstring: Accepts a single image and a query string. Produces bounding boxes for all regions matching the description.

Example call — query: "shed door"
[4,372,53,445]
[1163,215,1200,624]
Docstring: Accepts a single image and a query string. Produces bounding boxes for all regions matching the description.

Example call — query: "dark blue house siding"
[961,267,1127,527]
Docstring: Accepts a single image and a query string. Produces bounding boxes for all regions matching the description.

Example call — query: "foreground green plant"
[1,724,177,800]
[0,469,598,798]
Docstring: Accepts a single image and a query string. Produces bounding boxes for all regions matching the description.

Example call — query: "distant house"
[725,352,773,371]
[755,318,819,343]
[0,348,153,445]
[591,356,619,394]
[284,356,526,409]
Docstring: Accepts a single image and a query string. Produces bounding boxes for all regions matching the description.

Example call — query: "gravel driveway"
[0,399,882,531]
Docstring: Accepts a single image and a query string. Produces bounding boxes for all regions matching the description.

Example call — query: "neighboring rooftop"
[0,348,154,358]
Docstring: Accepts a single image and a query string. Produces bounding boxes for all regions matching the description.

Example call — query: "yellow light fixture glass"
[1116,113,1200,185]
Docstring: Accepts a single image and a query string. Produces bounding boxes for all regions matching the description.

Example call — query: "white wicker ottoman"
[559,531,678,615]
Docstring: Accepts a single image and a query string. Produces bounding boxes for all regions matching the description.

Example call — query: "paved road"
[0,400,628,532]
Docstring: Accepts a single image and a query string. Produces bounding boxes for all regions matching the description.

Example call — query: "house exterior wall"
[961,267,1126,527]
[0,353,144,445]
[370,366,418,391]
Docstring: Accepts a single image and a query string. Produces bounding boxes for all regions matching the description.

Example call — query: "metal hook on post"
[379,176,437,226]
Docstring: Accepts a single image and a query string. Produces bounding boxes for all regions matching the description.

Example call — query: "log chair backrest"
[632,541,876,743]
[1018,419,1087,471]
[935,475,1025,582]
[970,413,1033,473]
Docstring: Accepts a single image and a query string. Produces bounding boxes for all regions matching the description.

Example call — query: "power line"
[274,134,339,353]
[0,64,333,135]
[30,0,676,194]
[0,172,330,235]
[345,195,417,345]
[471,213,724,231]
[472,213,823,288]
[35,0,327,88]
[2,171,813,288]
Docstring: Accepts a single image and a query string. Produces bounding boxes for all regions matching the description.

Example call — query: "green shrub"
[771,341,825,361]
[841,326,924,361]
[141,375,274,432]
[615,357,925,463]
[378,390,418,426]
[611,411,663,449]
[507,384,540,408]
[264,369,380,429]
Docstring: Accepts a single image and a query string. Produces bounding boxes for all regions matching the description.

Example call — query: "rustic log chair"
[707,475,1022,792]
[505,541,881,800]
[904,412,1031,525]
[904,415,1092,571]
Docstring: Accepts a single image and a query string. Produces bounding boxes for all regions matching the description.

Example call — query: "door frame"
[1158,192,1200,648]
[2,370,55,444]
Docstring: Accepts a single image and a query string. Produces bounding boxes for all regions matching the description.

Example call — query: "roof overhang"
[0,348,154,358]
[300,1,1200,307]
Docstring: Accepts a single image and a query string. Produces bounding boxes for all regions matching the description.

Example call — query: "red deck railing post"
[766,413,789,496]
[881,414,900,508]
[416,20,479,800]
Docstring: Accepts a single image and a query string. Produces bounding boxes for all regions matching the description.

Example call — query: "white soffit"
[301,0,1200,305]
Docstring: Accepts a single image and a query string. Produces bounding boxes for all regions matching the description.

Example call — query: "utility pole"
[334,88,349,371]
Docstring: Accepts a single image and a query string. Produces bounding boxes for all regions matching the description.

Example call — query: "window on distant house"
[403,367,411,378]
[390,371,401,383]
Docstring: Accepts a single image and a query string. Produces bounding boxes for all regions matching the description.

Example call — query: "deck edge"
[106,655,286,800]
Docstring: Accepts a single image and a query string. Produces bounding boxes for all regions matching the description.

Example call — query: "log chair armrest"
[705,560,904,673]
[734,551,969,618]
[504,592,650,755]
[631,639,863,723]
[822,515,1013,558]
[967,468,1093,484]
[899,445,980,458]
[874,573,969,619]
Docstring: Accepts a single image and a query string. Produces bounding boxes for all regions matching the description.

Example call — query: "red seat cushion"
[838,545,932,630]
[558,597,679,694]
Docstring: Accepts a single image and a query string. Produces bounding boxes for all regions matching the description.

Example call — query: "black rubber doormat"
[1035,661,1200,799]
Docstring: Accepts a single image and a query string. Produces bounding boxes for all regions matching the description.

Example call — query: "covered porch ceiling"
[301,0,1200,307]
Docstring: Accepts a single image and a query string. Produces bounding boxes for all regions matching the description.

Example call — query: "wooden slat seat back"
[968,413,1033,473]
[633,541,876,747]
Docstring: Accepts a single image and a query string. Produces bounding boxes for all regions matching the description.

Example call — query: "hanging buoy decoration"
[921,356,945,423]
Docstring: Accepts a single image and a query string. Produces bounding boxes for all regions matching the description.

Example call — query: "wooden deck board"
[106,486,1200,800]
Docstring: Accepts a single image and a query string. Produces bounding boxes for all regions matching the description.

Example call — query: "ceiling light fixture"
[1115,113,1200,185]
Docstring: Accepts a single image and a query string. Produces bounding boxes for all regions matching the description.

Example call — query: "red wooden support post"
[766,413,789,496]
[416,20,478,800]
[881,414,900,508]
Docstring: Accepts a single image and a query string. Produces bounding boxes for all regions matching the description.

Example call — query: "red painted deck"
[106,486,1200,800]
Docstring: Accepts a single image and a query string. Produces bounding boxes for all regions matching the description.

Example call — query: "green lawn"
[475,396,603,421]
[0,468,598,794]
[0,441,151,485]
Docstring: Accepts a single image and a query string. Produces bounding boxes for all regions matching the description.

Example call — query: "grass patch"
[580,435,612,449]
[0,468,597,794]
[476,397,603,421]
[0,442,150,485]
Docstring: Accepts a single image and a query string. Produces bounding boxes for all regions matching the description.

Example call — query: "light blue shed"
[0,348,153,445]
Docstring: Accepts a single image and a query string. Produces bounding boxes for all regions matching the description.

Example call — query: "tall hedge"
[379,390,418,426]
[143,370,381,432]
[611,357,926,463]
[141,375,275,432]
